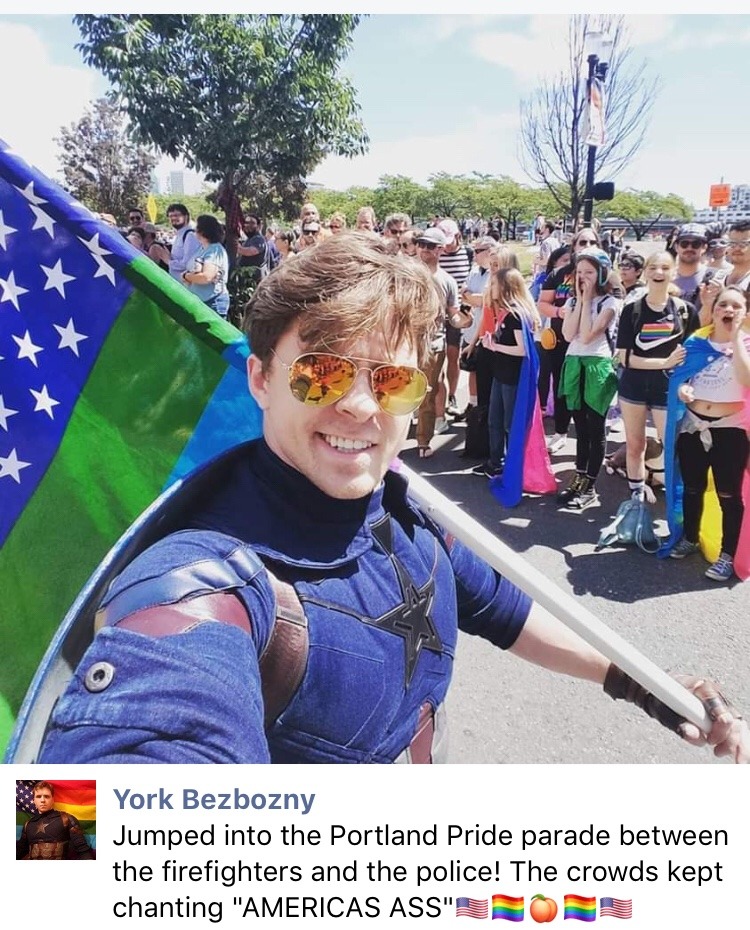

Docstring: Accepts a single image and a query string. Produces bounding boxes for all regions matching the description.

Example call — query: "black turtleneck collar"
[189,439,390,569]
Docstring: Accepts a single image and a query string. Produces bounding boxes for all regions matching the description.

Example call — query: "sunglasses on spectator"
[129,215,142,222]
[417,241,438,250]
[329,224,342,229]
[271,351,429,416]
[474,248,489,254]
[618,262,634,270]
[727,240,750,250]
[576,238,597,246]
[677,239,704,248]
[302,229,320,236]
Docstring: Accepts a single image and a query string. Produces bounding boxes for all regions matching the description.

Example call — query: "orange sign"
[709,184,731,207]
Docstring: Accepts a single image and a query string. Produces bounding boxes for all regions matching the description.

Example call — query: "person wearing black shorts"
[616,251,700,501]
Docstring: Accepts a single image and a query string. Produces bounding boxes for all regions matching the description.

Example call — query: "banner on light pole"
[585,76,606,147]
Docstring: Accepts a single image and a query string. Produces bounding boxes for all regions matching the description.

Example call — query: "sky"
[1,12,749,211]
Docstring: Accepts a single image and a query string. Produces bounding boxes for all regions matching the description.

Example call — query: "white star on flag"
[0,394,19,431]
[91,251,117,285]
[14,181,46,206]
[42,260,76,298]
[79,233,112,258]
[12,330,44,367]
[30,385,60,419]
[0,448,31,484]
[0,270,29,310]
[30,204,56,238]
[0,210,17,250]
[53,318,88,356]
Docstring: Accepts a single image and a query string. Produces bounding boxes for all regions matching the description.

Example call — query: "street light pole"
[582,53,598,225]
[581,32,611,226]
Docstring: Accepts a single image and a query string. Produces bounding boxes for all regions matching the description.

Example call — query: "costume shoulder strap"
[97,534,308,729]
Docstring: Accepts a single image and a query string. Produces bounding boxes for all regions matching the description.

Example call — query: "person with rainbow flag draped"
[482,267,557,507]
[16,781,94,860]
[661,286,750,582]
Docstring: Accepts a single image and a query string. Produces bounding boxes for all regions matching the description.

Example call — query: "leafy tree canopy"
[55,97,157,221]
[602,189,692,239]
[73,14,369,224]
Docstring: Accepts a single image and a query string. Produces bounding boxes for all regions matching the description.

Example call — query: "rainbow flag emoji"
[492,895,524,921]
[564,895,596,921]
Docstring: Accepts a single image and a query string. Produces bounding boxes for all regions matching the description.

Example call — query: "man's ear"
[247,354,270,410]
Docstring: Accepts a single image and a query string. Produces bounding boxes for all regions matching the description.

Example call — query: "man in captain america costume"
[39,233,749,764]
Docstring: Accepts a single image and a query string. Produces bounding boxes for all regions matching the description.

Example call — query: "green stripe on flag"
[0,284,232,747]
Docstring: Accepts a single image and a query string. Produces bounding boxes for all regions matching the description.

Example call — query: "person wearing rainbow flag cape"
[16,782,93,860]
[661,286,750,581]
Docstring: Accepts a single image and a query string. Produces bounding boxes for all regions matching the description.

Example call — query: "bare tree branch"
[519,14,658,224]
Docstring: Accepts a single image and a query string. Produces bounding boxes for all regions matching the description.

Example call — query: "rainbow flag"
[16,779,96,856]
[639,321,674,341]
[0,140,262,753]
[564,895,596,921]
[492,895,524,921]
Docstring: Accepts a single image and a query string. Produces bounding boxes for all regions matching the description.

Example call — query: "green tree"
[373,175,426,223]
[74,14,368,250]
[519,15,657,225]
[602,190,692,240]
[422,173,478,218]
[55,97,157,221]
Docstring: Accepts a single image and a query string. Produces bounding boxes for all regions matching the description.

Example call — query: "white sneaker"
[434,417,450,435]
[547,432,567,454]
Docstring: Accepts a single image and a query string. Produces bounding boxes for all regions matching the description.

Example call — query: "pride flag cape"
[16,779,96,856]
[0,141,262,752]
[659,326,750,578]
[491,321,556,507]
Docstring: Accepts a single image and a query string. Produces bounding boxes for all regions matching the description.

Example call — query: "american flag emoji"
[600,897,632,919]
[456,897,489,919]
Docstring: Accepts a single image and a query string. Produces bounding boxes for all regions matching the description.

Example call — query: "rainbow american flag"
[564,895,596,921]
[492,895,524,921]
[0,141,262,753]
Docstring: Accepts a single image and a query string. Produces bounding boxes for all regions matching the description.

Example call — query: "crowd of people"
[110,201,750,583]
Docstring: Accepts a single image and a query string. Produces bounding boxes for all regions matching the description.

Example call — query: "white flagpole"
[402,466,711,733]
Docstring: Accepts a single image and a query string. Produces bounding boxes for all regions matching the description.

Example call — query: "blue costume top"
[39,440,532,764]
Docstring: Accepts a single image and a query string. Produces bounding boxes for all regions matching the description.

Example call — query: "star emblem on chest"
[365,516,443,686]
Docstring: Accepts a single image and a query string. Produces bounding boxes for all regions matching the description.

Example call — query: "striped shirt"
[439,245,473,291]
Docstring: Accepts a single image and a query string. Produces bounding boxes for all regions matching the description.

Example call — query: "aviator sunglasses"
[272,351,429,416]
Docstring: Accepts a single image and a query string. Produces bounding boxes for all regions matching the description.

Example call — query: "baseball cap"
[416,227,447,247]
[437,218,460,242]
[472,236,496,251]
[677,223,707,242]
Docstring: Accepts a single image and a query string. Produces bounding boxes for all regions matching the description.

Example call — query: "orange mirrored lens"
[289,354,427,415]
[372,365,428,415]
[288,354,356,406]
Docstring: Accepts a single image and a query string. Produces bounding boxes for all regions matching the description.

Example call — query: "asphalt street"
[403,403,749,766]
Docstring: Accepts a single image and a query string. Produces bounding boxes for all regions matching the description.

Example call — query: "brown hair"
[244,231,441,369]
[33,781,54,795]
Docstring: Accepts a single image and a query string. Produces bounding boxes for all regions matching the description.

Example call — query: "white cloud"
[309,110,522,190]
[0,22,99,180]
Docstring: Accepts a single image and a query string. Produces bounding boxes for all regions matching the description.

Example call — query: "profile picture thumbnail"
[16,779,96,859]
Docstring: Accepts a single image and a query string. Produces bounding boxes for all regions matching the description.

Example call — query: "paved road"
[402,406,748,766]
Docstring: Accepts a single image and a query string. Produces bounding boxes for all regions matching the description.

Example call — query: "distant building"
[149,170,160,195]
[168,171,185,195]
[694,184,750,224]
